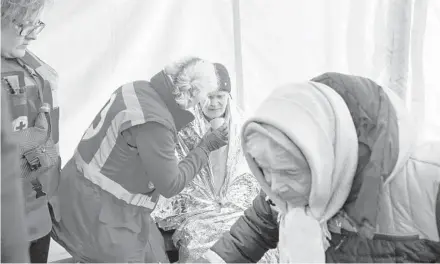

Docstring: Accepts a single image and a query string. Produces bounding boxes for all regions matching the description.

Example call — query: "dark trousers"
[158,227,179,263]
[29,232,51,263]
[29,203,56,263]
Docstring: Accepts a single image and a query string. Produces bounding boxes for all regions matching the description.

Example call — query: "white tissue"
[279,207,326,263]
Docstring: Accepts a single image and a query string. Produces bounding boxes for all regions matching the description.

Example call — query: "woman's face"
[1,12,44,58]
[262,167,311,208]
[251,136,312,208]
[183,84,217,110]
[200,91,229,119]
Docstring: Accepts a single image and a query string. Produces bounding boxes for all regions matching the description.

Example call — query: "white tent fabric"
[26,0,439,261]
[413,0,440,141]
[32,0,237,164]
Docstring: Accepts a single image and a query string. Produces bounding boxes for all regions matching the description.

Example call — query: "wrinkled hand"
[198,123,229,154]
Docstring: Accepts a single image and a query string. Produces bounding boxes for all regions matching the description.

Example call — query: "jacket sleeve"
[207,191,279,263]
[1,88,30,263]
[134,121,209,198]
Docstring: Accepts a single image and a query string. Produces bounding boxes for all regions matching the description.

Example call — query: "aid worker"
[1,0,61,262]
[51,57,230,262]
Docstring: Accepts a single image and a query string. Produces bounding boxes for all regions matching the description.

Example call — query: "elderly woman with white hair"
[50,57,230,263]
[200,72,440,263]
[152,63,279,263]
[1,0,60,262]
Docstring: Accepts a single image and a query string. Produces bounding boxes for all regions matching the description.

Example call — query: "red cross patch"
[12,116,28,131]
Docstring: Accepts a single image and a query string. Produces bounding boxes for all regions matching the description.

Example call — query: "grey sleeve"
[134,122,209,198]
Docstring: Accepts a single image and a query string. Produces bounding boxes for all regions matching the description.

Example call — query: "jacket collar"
[150,71,194,131]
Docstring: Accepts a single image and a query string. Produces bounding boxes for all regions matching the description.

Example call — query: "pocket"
[96,201,146,262]
[23,139,58,173]
[98,200,141,234]
[9,92,27,108]
[9,92,29,131]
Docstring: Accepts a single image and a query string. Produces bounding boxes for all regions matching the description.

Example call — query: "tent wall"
[32,0,236,162]
[416,0,440,141]
[236,0,380,111]
[26,0,439,262]
[30,0,440,167]
[383,0,413,100]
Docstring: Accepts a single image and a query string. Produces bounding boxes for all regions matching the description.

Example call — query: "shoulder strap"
[16,54,51,138]
[16,54,45,104]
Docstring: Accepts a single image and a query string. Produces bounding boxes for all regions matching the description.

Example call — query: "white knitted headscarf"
[242,82,359,263]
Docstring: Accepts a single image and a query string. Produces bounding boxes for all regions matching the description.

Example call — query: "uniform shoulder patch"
[12,116,28,131]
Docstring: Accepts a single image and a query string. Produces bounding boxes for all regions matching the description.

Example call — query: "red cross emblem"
[12,116,28,131]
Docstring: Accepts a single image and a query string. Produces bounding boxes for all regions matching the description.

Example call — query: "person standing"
[1,0,61,262]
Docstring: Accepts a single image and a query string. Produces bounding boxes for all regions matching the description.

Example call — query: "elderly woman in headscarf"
[1,0,61,262]
[152,63,279,263]
[200,72,440,263]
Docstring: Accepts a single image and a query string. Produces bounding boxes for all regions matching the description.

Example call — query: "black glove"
[197,123,229,155]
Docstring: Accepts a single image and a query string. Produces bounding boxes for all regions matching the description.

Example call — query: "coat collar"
[150,71,194,131]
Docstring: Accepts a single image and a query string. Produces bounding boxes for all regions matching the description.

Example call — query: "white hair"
[164,57,218,108]
[246,124,301,171]
[245,123,312,209]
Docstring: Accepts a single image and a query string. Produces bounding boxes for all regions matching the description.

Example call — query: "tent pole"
[232,0,245,111]
[410,0,428,127]
[385,0,413,101]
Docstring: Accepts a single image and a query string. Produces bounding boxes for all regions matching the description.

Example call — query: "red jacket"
[51,71,211,262]
[1,51,61,242]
